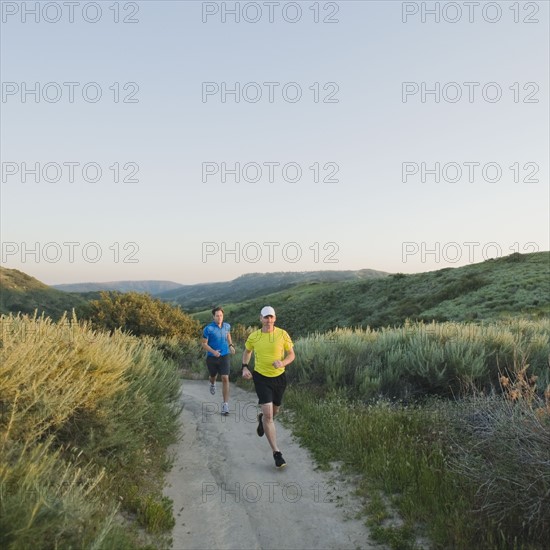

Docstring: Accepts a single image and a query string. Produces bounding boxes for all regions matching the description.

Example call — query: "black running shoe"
[273,451,286,469]
[256,413,264,437]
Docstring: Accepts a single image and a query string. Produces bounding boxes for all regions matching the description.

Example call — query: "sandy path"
[163,380,379,550]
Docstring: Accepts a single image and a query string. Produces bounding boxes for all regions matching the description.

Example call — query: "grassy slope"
[193,252,550,337]
[2,252,548,333]
[0,267,87,319]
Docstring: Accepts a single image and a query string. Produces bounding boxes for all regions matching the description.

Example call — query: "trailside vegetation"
[0,313,181,549]
[282,318,550,549]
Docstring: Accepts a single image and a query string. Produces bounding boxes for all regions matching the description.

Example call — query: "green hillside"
[2,253,548,332]
[193,252,550,337]
[158,269,389,311]
[0,267,87,319]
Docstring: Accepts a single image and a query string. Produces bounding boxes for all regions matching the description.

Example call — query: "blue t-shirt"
[202,321,231,357]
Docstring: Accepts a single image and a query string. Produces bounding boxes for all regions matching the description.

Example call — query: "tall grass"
[0,312,180,549]
[289,319,550,399]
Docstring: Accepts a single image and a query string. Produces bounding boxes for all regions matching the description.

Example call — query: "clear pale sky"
[1,0,548,285]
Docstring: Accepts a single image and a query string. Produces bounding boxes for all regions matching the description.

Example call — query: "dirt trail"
[163,380,379,550]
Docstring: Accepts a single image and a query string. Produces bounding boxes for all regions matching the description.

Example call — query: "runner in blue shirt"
[201,306,235,415]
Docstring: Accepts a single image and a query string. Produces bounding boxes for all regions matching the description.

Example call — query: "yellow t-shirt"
[245,327,294,377]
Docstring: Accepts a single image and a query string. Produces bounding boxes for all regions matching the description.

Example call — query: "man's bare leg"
[221,374,230,403]
[262,402,279,452]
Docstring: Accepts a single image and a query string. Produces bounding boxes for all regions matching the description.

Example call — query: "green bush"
[86,291,200,342]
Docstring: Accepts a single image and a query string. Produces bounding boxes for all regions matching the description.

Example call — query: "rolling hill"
[192,252,550,337]
[2,253,548,336]
[157,269,389,311]
[0,267,88,319]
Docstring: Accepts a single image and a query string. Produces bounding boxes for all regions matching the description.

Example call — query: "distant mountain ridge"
[51,271,389,303]
[1,267,389,318]
[53,280,184,295]
[156,269,390,310]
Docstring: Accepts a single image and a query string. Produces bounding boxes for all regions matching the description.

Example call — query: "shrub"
[0,313,180,548]
[86,291,200,342]
[288,319,550,399]
[444,394,550,545]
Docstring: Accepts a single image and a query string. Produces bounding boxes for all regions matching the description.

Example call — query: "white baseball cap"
[260,306,276,317]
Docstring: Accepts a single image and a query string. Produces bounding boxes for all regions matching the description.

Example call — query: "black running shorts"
[253,370,287,406]
[206,354,231,377]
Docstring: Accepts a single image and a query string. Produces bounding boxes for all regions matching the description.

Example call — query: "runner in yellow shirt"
[242,306,295,468]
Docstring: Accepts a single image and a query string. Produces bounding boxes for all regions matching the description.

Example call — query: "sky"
[1,0,548,285]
